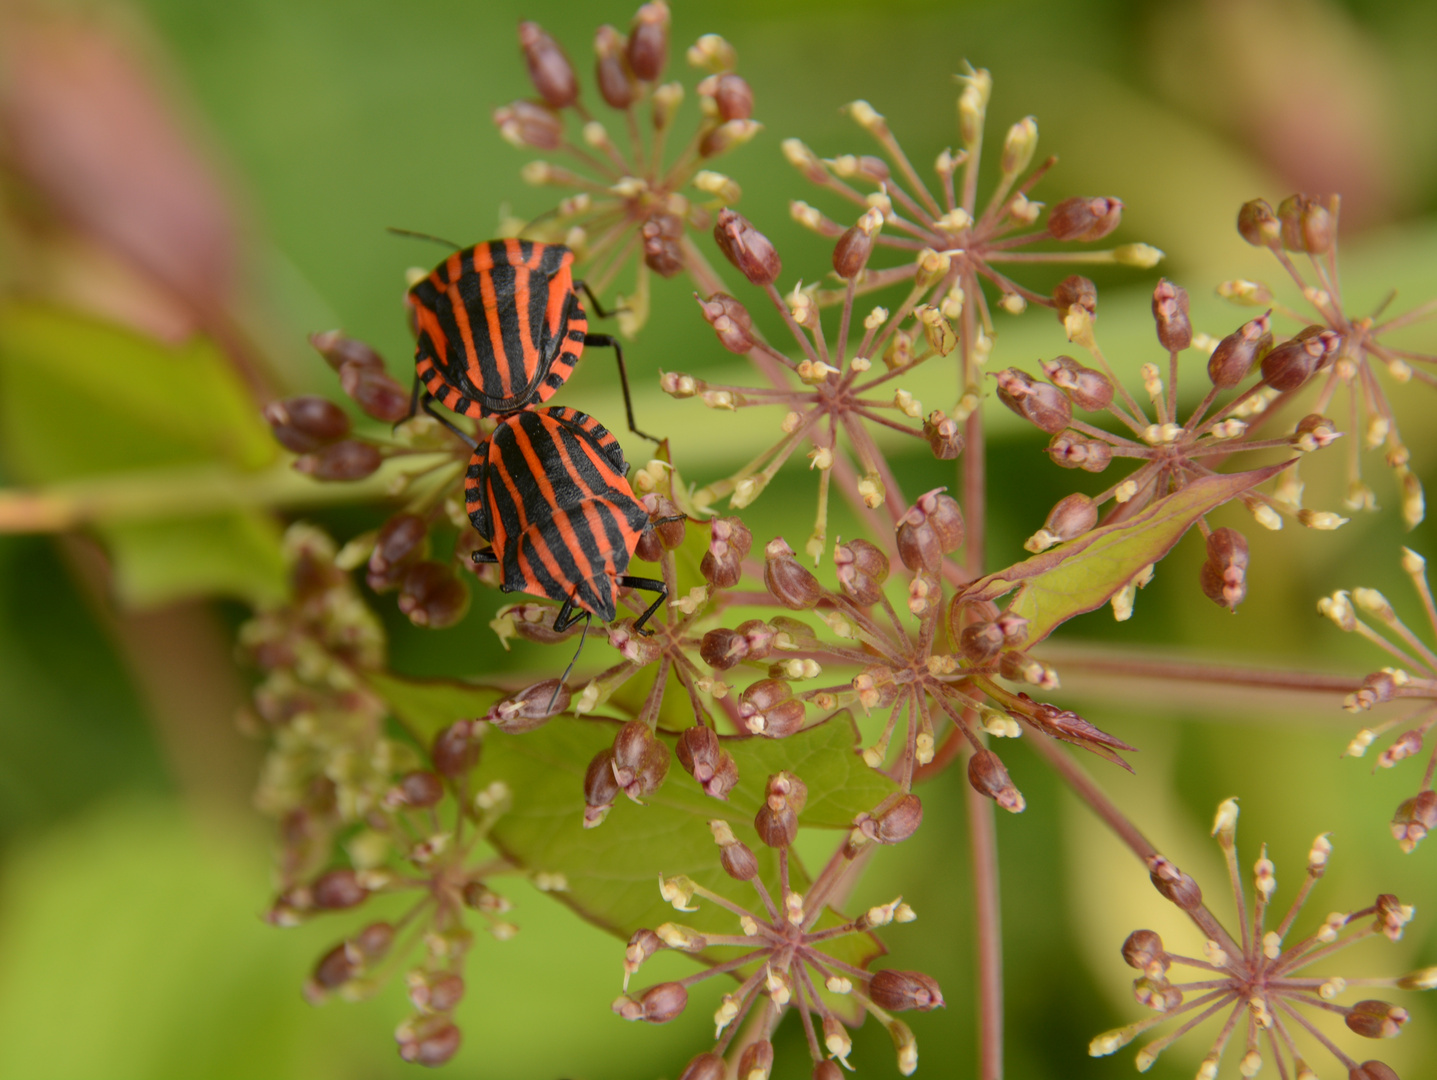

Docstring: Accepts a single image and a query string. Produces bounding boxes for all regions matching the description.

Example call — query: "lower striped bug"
[465,407,678,699]
[405,238,660,443]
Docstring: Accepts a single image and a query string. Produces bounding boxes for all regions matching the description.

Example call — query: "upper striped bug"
[465,405,673,646]
[406,239,660,443]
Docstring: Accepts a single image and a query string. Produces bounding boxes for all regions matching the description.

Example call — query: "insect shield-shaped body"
[408,240,656,441]
[466,406,666,632]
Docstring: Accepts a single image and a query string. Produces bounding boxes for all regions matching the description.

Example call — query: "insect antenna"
[549,611,593,713]
[385,226,463,250]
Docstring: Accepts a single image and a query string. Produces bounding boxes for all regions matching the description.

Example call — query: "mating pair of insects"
[405,238,676,648]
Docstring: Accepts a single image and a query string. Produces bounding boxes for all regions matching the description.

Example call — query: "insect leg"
[470,548,498,565]
[580,328,664,446]
[549,609,593,713]
[416,393,479,450]
[615,575,668,634]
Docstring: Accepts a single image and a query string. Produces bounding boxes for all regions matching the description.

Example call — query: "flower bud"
[995,368,1073,434]
[853,794,923,845]
[1147,854,1203,912]
[1052,275,1097,322]
[968,749,1025,813]
[678,1052,727,1080]
[1041,354,1113,412]
[1208,314,1272,389]
[518,21,579,108]
[612,720,670,801]
[712,826,759,880]
[1122,930,1168,975]
[738,1040,775,1080]
[923,410,965,459]
[432,720,480,777]
[702,516,752,588]
[1278,194,1335,254]
[264,396,351,454]
[1349,1062,1400,1080]
[813,1060,844,1080]
[696,292,757,355]
[1044,493,1098,542]
[1001,116,1038,176]
[1047,431,1113,472]
[395,770,444,808]
[896,488,965,573]
[311,942,360,990]
[834,538,889,604]
[764,537,823,609]
[832,210,883,280]
[584,748,620,827]
[1237,199,1281,247]
[396,1017,461,1066]
[1048,196,1123,242]
[1200,527,1249,610]
[627,1,670,81]
[613,981,688,1023]
[738,678,805,738]
[1261,328,1332,392]
[1151,279,1192,352]
[869,969,945,1012]
[640,212,685,278]
[1345,1000,1409,1039]
[1390,790,1437,853]
[486,680,570,732]
[593,25,637,109]
[294,439,382,482]
[699,118,760,159]
[713,73,753,121]
[398,561,471,628]
[754,771,806,848]
[676,725,722,783]
[714,208,781,286]
[339,362,410,423]
[311,868,367,910]
[492,99,563,150]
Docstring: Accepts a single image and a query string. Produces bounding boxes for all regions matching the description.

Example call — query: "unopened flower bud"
[923,410,964,459]
[614,981,689,1023]
[310,329,384,373]
[1045,493,1098,542]
[1052,275,1098,322]
[699,118,760,159]
[754,771,805,847]
[265,396,351,454]
[396,1017,462,1066]
[1048,196,1123,242]
[1041,354,1114,412]
[995,368,1072,434]
[702,516,752,588]
[853,795,923,845]
[1048,431,1113,472]
[312,868,367,910]
[895,489,965,573]
[394,771,444,808]
[339,362,411,423]
[612,720,670,801]
[1391,791,1437,853]
[738,678,804,738]
[1208,313,1273,389]
[432,720,480,777]
[592,25,637,109]
[677,1052,726,1080]
[676,725,722,783]
[627,1,670,80]
[493,99,564,150]
[1147,854,1203,912]
[1001,115,1038,176]
[764,537,823,609]
[710,73,753,121]
[295,439,383,482]
[397,561,470,628]
[486,680,570,732]
[738,1040,775,1080]
[641,212,685,277]
[1122,930,1169,976]
[1200,527,1249,611]
[1345,1000,1409,1039]
[968,750,1025,813]
[1349,1061,1401,1080]
[583,748,620,827]
[1237,199,1281,247]
[1262,327,1332,392]
[697,293,757,354]
[1151,279,1192,352]
[1278,194,1335,254]
[834,538,889,604]
[714,208,781,286]
[518,21,579,108]
[833,219,879,279]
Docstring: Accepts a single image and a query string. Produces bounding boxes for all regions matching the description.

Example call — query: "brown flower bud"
[754,771,805,847]
[309,329,385,372]
[1052,275,1097,322]
[396,770,444,808]
[832,220,876,280]
[1345,1000,1409,1039]
[869,969,945,1012]
[703,752,739,800]
[1047,430,1113,472]
[398,561,471,628]
[702,516,752,588]
[644,494,686,551]
[854,794,923,845]
[264,395,351,454]
[410,972,466,1013]
[1151,279,1192,352]
[1122,930,1168,974]
[612,720,670,801]
[370,513,429,576]
[396,1017,462,1066]
[833,538,890,606]
[1044,493,1098,542]
[1048,196,1123,241]
[584,748,620,827]
[339,361,410,423]
[1237,199,1281,247]
[713,74,753,122]
[1040,354,1113,412]
[764,537,823,609]
[518,21,578,108]
[614,981,688,1023]
[1133,976,1183,1012]
[1146,855,1203,912]
[1391,790,1437,852]
[1200,527,1249,611]
[493,99,563,150]
[1278,193,1334,254]
[697,292,757,354]
[714,208,781,286]
[813,1061,844,1080]
[496,601,584,645]
[294,439,382,482]
[995,368,1073,434]
[353,921,395,959]
[896,489,965,574]
[958,620,1004,663]
[678,1052,727,1080]
[1207,313,1272,389]
[311,942,360,990]
[676,725,722,783]
[923,410,965,459]
[626,1,670,81]
[594,25,636,110]
[640,212,685,278]
[312,868,367,910]
[738,1040,775,1080]
[432,720,480,777]
[486,679,570,732]
[968,749,1025,813]
[1349,1062,1401,1080]
[738,678,805,738]
[1261,327,1333,392]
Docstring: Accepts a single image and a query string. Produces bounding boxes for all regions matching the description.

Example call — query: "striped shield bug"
[406,239,659,442]
[465,405,670,636]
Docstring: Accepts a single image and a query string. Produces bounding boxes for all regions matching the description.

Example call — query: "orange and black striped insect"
[465,405,668,636]
[406,239,659,442]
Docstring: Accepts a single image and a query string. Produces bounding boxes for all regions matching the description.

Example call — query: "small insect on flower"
[406,238,660,441]
[466,406,672,646]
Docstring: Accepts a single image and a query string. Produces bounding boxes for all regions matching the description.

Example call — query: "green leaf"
[476,713,893,988]
[104,511,287,607]
[366,670,506,744]
[960,463,1288,649]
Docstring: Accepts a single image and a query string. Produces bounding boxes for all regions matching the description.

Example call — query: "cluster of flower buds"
[584,719,671,826]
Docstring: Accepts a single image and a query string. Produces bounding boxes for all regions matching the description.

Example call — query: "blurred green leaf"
[105,512,286,607]
[367,670,506,743]
[963,463,1288,648]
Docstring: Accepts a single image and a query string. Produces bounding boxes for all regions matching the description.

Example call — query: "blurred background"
[1,0,1436,1076]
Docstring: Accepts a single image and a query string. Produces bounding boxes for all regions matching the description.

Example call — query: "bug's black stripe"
[566,329,586,343]
[528,515,591,603]
[559,503,609,583]
[466,462,482,479]
[479,258,527,401]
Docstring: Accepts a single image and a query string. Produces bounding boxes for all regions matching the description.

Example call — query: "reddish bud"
[1349,1063,1401,1080]
[714,208,781,286]
[754,771,805,848]
[738,678,805,738]
[1052,275,1098,322]
[834,538,889,605]
[895,489,965,574]
[678,1053,727,1080]
[294,439,382,482]
[869,969,945,1012]
[1122,930,1168,974]
[718,835,758,880]
[1044,493,1098,541]
[614,981,688,1023]
[1208,313,1272,389]
[637,494,686,558]
[398,561,471,628]
[764,537,823,609]
[518,21,578,108]
[1040,354,1113,411]
[1200,527,1249,611]
[353,921,395,959]
[309,330,384,372]
[432,720,480,777]
[1237,199,1281,247]
[264,396,351,453]
[640,212,685,278]
[923,410,965,459]
[486,680,570,732]
[339,362,410,423]
[995,368,1072,434]
[611,720,670,801]
[853,794,923,845]
[1345,1000,1409,1039]
[737,1040,775,1080]
[626,1,670,81]
[1391,790,1437,851]
[492,99,563,150]
[676,725,722,783]
[594,26,636,110]
[1048,196,1123,241]
[312,868,366,910]
[1278,193,1335,254]
[584,748,620,827]
[832,221,875,279]
[713,74,753,121]
[697,292,757,355]
[397,770,444,808]
[702,516,752,588]
[396,1017,461,1066]
[1147,855,1203,912]
[370,513,428,575]
[968,750,1025,812]
[312,942,359,989]
[1047,431,1113,472]
[1151,279,1192,352]
[1262,327,1340,392]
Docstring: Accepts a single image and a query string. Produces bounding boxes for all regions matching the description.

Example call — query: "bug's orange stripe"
[476,265,511,397]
